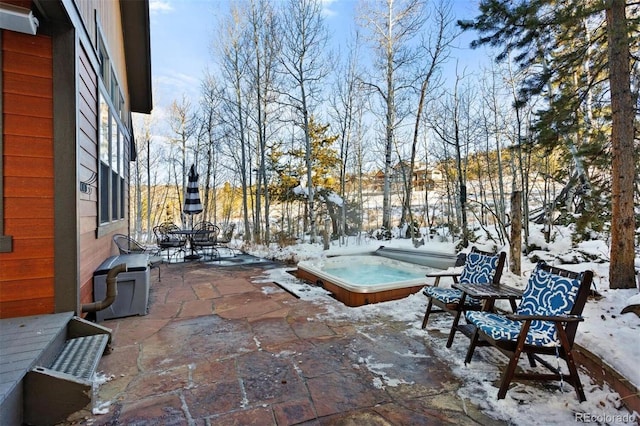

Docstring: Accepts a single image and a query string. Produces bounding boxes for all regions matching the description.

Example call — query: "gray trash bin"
[93,254,150,321]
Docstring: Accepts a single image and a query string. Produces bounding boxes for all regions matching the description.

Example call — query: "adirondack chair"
[464,261,594,401]
[421,247,507,333]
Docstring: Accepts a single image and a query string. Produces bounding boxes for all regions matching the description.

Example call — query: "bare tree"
[328,29,366,240]
[357,0,427,232]
[403,0,455,243]
[246,0,281,244]
[476,65,509,245]
[429,70,476,248]
[216,4,253,241]
[132,113,156,242]
[278,0,330,243]
[198,73,225,224]
[168,95,197,225]
[485,66,508,234]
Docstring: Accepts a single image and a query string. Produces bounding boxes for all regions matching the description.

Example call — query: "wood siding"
[78,42,100,306]
[76,39,125,308]
[75,0,129,116]
[1,0,136,319]
[0,31,54,318]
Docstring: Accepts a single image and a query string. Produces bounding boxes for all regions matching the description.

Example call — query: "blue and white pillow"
[459,252,500,284]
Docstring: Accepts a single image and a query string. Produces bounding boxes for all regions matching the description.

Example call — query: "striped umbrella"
[183,164,203,216]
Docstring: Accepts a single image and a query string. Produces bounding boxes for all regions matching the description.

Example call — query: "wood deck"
[0,312,72,421]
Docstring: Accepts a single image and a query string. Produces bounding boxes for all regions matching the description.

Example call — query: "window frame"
[96,22,128,230]
[97,87,128,226]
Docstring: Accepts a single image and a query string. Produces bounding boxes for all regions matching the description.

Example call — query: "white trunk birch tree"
[357,0,427,231]
[279,0,329,243]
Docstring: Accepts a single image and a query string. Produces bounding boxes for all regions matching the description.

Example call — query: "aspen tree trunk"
[510,191,522,275]
[146,134,151,241]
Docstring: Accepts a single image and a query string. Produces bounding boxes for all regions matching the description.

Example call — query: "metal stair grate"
[49,334,109,380]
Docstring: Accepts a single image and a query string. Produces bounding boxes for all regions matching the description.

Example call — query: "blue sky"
[149,0,362,104]
[148,0,485,113]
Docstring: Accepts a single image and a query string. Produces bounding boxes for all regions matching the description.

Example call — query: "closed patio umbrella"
[183,164,203,260]
[184,164,203,216]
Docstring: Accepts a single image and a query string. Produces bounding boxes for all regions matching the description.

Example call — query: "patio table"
[168,229,214,260]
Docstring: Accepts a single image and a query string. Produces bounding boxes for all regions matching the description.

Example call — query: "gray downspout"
[81,264,127,313]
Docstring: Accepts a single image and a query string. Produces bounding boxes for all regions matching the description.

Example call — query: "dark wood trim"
[296,268,423,307]
[53,25,79,314]
[574,344,640,414]
[119,0,152,113]
[0,31,14,253]
[96,219,126,238]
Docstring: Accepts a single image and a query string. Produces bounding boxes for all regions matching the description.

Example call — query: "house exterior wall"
[0,0,149,319]
[77,39,117,311]
[62,0,132,313]
[0,30,55,318]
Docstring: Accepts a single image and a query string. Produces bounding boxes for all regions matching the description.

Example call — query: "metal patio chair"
[215,223,237,256]
[153,222,187,262]
[112,233,164,280]
[191,221,220,260]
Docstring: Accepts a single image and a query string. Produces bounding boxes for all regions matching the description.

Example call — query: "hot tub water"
[323,264,425,286]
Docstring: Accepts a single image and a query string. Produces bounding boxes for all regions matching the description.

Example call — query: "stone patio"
[63,256,505,425]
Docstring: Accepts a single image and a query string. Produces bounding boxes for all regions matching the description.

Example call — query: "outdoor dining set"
[113,164,236,264]
[114,221,235,264]
[152,221,236,262]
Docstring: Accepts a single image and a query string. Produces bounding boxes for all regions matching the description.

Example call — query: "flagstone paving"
[64,257,505,425]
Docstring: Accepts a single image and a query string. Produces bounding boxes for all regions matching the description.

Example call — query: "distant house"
[0,0,152,319]
[412,164,443,189]
[364,162,443,193]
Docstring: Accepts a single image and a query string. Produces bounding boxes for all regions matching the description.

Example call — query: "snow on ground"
[243,229,640,425]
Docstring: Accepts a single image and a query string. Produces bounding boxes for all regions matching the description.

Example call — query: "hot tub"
[296,255,435,307]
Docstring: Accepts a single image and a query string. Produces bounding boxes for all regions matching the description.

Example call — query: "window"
[96,28,128,226]
[98,90,127,225]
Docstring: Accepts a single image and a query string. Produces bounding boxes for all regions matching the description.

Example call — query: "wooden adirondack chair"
[422,247,507,334]
[464,261,594,401]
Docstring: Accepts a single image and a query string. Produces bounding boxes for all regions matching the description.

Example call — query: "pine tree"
[281,117,341,236]
[460,0,637,288]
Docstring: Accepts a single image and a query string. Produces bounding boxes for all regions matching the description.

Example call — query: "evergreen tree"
[274,117,341,236]
[460,0,638,289]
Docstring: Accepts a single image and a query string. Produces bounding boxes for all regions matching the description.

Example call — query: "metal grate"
[49,335,109,380]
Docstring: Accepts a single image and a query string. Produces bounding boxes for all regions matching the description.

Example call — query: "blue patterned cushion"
[465,265,582,346]
[423,287,482,307]
[465,311,552,344]
[459,252,500,284]
[517,266,581,317]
